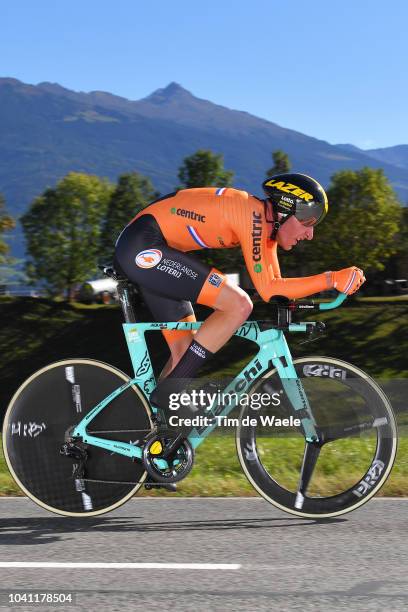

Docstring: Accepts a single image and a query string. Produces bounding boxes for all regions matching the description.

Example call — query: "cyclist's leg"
[139,287,196,380]
[114,215,212,305]
[114,214,253,404]
[194,280,253,352]
[141,281,253,393]
[160,315,197,379]
[141,282,253,374]
[114,214,208,378]
[114,214,253,350]
[148,279,253,413]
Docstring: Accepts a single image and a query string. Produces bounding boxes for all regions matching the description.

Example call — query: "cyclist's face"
[276,214,314,250]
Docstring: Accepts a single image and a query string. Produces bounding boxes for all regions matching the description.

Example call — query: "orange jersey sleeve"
[221,195,330,301]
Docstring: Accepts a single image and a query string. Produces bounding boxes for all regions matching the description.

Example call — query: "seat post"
[99,264,138,323]
[116,280,137,323]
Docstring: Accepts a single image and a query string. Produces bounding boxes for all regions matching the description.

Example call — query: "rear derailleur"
[60,438,88,479]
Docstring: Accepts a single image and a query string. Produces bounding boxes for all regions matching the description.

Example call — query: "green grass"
[142,435,408,497]
[359,296,408,303]
[1,435,407,498]
[1,296,407,498]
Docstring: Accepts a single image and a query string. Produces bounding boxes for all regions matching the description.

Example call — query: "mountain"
[364,145,408,170]
[1,77,407,257]
[334,143,362,153]
[336,142,408,172]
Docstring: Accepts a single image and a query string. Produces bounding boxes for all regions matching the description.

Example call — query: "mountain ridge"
[0,77,407,258]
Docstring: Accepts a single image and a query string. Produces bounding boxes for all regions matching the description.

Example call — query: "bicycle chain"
[79,477,146,485]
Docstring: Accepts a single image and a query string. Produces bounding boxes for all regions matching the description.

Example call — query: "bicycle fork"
[278,374,326,509]
[261,331,323,510]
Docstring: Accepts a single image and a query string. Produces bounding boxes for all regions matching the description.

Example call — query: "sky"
[1,0,407,149]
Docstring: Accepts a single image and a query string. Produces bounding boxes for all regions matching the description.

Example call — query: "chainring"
[142,431,194,483]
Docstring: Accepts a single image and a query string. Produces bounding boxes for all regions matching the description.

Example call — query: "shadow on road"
[0,515,345,546]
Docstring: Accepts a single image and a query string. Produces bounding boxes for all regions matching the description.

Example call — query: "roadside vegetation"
[1,150,407,497]
[1,434,407,498]
[1,296,407,497]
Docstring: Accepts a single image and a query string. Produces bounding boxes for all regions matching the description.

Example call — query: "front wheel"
[236,356,397,518]
[2,359,153,517]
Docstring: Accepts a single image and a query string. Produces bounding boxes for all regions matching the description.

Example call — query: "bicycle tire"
[236,356,397,518]
[2,359,153,517]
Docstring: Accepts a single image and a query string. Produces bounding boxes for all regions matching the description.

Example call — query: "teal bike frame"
[72,294,347,468]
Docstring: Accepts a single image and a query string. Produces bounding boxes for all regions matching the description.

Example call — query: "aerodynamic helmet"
[262,173,328,239]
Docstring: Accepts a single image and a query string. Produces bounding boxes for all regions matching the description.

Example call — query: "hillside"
[364,144,408,170]
[1,297,407,420]
[1,77,408,258]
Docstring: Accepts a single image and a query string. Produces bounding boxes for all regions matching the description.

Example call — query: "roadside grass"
[1,435,407,498]
[358,296,408,303]
[0,297,407,499]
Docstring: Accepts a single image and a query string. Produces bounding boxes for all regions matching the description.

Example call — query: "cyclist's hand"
[332,267,366,295]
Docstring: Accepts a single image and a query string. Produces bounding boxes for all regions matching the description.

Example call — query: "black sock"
[151,340,214,411]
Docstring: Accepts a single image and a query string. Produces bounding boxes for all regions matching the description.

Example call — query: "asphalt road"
[0,497,407,611]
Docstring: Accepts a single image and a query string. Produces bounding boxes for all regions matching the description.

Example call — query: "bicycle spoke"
[319,417,389,443]
[295,441,321,509]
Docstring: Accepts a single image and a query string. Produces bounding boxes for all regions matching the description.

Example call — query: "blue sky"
[1,0,406,149]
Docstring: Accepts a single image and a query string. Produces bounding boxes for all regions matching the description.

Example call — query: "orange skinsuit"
[135,187,330,301]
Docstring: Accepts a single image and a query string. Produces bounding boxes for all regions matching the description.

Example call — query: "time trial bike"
[2,267,397,518]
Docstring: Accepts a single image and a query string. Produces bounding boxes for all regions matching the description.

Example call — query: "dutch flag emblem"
[215,188,227,196]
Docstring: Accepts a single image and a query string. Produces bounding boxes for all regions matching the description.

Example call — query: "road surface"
[0,497,407,611]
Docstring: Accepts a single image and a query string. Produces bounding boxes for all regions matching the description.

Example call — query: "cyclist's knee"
[237,292,253,320]
[215,285,253,320]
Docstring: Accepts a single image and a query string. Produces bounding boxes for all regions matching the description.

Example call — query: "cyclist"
[114,173,365,411]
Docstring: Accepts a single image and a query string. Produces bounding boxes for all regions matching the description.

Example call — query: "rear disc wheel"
[2,359,153,516]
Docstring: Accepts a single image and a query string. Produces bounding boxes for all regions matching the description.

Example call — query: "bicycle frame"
[72,319,320,465]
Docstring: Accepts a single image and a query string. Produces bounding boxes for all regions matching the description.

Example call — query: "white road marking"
[0,562,241,570]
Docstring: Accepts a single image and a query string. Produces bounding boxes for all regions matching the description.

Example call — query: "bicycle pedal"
[144,481,177,492]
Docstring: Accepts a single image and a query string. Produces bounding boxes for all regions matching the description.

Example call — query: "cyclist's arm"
[259,240,332,300]
[261,271,332,301]
[238,219,331,301]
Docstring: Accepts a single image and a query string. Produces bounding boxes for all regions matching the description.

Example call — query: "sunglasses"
[264,201,317,228]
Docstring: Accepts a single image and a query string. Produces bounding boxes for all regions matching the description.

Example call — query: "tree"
[383,205,408,280]
[178,149,234,188]
[306,167,402,273]
[0,194,18,286]
[395,206,408,276]
[99,172,157,263]
[21,172,114,299]
[266,150,291,177]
